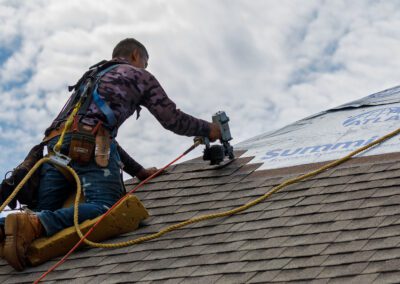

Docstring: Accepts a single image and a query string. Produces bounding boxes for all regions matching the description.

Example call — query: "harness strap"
[46,61,127,139]
[91,64,121,137]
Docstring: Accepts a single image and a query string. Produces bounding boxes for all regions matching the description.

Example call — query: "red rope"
[34,143,198,283]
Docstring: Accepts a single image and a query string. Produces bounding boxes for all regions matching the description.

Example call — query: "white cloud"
[1,0,400,178]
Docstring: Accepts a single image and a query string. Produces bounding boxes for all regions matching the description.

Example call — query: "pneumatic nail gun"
[195,111,235,165]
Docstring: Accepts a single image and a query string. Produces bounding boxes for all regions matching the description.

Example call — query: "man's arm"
[140,75,212,138]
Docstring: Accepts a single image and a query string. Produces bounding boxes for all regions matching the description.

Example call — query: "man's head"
[112,38,149,69]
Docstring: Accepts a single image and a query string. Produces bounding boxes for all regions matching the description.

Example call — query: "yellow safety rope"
[53,100,82,154]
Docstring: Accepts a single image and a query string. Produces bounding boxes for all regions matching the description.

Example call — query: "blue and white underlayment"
[236,85,400,171]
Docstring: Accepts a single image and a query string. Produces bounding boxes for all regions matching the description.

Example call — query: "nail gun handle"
[212,111,232,143]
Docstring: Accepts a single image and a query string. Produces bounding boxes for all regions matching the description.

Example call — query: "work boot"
[3,213,43,271]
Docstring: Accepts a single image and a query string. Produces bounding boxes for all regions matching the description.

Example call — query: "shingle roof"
[2,87,400,283]
[1,150,400,283]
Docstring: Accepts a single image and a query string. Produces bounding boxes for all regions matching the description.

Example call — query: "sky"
[1,0,400,180]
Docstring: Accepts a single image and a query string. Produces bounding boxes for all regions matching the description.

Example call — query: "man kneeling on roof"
[0,38,222,271]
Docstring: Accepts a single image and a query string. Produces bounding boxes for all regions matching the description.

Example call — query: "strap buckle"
[50,149,72,168]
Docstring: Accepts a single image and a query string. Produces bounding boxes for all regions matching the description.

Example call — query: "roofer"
[0,38,222,270]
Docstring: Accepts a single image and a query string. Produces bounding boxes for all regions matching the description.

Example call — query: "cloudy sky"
[1,0,400,179]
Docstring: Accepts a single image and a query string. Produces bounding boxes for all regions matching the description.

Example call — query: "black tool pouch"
[0,143,44,209]
[69,132,95,165]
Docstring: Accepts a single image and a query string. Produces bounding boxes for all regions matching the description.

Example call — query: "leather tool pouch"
[69,132,95,165]
[95,126,111,168]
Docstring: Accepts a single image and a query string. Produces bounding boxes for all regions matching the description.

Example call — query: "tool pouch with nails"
[69,132,95,165]
[95,126,111,168]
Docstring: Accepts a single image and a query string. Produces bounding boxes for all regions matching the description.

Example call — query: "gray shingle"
[370,225,400,239]
[141,266,198,281]
[284,255,329,269]
[280,244,329,258]
[334,228,377,242]
[239,236,289,251]
[345,273,379,284]
[372,186,400,198]
[272,267,325,282]
[240,258,291,272]
[143,278,184,284]
[319,199,365,213]
[321,240,368,255]
[322,188,377,204]
[99,271,150,283]
[369,247,400,261]
[283,232,337,248]
[362,236,400,251]
[334,206,380,221]
[214,272,256,284]
[363,259,400,274]
[49,276,103,284]
[285,212,340,226]
[247,270,281,283]
[182,224,235,238]
[257,207,291,220]
[224,211,266,226]
[344,216,386,230]
[316,262,369,279]
[239,216,291,231]
[180,275,222,284]
[73,264,117,278]
[191,262,247,277]
[143,245,207,261]
[265,224,311,238]
[191,232,233,245]
[376,204,400,217]
[374,271,400,283]
[322,251,375,266]
[206,241,246,254]
[174,251,248,268]
[241,247,286,261]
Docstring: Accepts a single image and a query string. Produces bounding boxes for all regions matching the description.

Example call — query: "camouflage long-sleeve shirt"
[80,58,211,137]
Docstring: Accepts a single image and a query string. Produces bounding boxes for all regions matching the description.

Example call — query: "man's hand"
[136,167,160,181]
[209,123,222,142]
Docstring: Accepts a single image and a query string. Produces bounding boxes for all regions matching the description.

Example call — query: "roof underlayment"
[2,86,400,283]
[236,85,400,171]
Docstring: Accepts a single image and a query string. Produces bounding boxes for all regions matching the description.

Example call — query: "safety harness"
[1,60,127,209]
[45,60,124,140]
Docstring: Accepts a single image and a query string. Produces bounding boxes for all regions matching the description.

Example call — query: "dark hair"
[112,38,149,59]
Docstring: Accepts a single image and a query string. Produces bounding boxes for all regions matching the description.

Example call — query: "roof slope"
[1,150,400,283]
[2,86,400,283]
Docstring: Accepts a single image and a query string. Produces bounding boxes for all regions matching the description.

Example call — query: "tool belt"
[44,118,112,168]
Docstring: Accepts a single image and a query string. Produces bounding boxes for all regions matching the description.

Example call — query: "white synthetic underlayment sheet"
[236,86,400,170]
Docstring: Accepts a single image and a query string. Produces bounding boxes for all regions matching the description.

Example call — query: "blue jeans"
[1,134,124,236]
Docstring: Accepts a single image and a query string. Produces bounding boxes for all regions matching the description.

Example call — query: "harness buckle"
[50,150,72,168]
